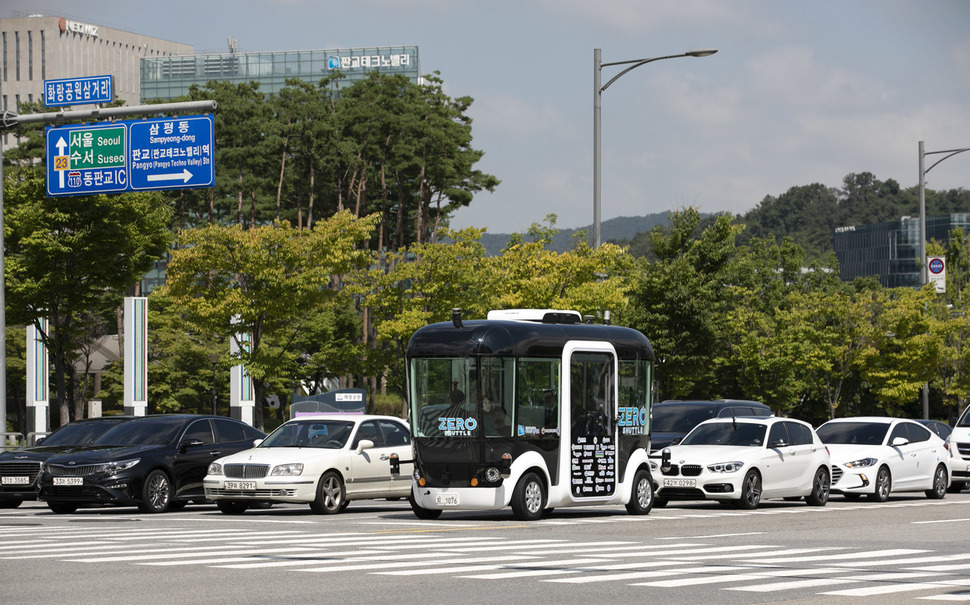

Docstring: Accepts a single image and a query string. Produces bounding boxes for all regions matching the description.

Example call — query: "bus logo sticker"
[438,416,478,436]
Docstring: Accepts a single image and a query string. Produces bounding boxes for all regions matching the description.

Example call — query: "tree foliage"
[161,213,379,428]
[4,172,172,425]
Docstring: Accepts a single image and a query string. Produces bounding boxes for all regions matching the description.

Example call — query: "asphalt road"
[1,492,969,605]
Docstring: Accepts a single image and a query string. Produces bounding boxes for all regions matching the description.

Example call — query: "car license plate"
[53,477,83,486]
[662,478,696,488]
[435,493,459,506]
[224,481,256,490]
[1,476,30,485]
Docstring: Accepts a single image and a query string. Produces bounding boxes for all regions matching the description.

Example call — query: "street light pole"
[593,47,717,248]
[919,141,970,286]
[917,140,969,420]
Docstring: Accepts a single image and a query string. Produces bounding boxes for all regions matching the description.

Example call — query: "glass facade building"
[834,214,970,288]
[140,46,420,100]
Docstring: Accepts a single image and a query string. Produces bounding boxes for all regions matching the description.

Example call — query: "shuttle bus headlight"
[484,467,503,485]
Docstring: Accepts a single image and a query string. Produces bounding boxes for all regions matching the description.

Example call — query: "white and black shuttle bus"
[396,309,655,520]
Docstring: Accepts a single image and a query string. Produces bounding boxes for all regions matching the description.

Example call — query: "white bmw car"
[651,416,831,509]
[204,414,412,514]
[816,417,950,502]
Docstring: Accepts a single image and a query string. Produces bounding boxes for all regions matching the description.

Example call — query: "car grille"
[46,464,99,476]
[831,465,844,484]
[0,461,41,475]
[660,464,704,477]
[956,442,970,458]
[224,464,270,479]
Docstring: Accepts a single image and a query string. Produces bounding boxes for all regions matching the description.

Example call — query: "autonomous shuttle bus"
[398,309,655,520]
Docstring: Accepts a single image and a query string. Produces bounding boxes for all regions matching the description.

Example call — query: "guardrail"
[26,432,52,447]
[1,432,25,451]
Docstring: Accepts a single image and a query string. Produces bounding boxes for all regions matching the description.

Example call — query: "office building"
[0,13,192,150]
[834,214,970,288]
[140,46,420,101]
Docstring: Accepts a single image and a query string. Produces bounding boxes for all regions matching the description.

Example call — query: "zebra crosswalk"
[1,522,969,601]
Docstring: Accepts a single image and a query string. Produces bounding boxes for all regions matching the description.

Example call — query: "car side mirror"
[355,439,374,454]
[769,439,788,448]
[253,438,263,447]
[891,436,910,447]
[671,438,682,446]
[179,438,205,453]
[35,437,46,445]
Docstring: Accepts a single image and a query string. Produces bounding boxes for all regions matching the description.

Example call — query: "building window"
[40,30,45,80]
[14,31,19,81]
[27,31,32,81]
[2,32,6,82]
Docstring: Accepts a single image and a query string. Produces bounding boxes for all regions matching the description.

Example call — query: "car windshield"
[40,419,126,446]
[816,422,888,445]
[92,418,185,446]
[958,409,970,428]
[652,405,717,433]
[259,420,355,449]
[681,422,766,447]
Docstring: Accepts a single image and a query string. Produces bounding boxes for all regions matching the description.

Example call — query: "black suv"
[651,399,773,452]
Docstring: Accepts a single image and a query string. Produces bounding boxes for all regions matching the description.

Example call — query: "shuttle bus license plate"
[435,493,459,506]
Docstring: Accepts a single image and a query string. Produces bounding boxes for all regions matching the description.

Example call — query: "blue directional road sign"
[46,123,130,196]
[46,114,215,197]
[44,75,113,107]
[129,115,214,191]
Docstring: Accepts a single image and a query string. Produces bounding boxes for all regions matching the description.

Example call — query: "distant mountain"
[476,213,674,256]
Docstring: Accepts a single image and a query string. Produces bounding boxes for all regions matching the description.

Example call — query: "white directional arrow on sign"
[146,169,193,183]
[56,136,68,188]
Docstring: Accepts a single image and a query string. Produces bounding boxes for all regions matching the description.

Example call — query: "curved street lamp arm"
[600,54,688,93]
[925,147,970,175]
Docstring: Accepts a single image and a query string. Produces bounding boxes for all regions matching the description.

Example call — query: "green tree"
[628,208,743,399]
[162,213,379,429]
[859,287,941,416]
[4,173,173,426]
[494,218,635,316]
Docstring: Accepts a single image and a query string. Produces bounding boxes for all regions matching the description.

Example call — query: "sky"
[7,0,970,234]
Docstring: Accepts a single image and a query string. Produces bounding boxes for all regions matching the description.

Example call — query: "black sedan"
[0,416,134,508]
[38,415,265,514]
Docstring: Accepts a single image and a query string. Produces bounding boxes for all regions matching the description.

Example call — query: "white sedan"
[651,417,831,509]
[816,416,950,502]
[204,414,412,514]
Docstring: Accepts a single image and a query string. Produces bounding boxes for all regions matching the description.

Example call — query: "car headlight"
[844,458,878,468]
[707,461,744,473]
[208,462,223,476]
[95,458,140,474]
[270,463,304,476]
